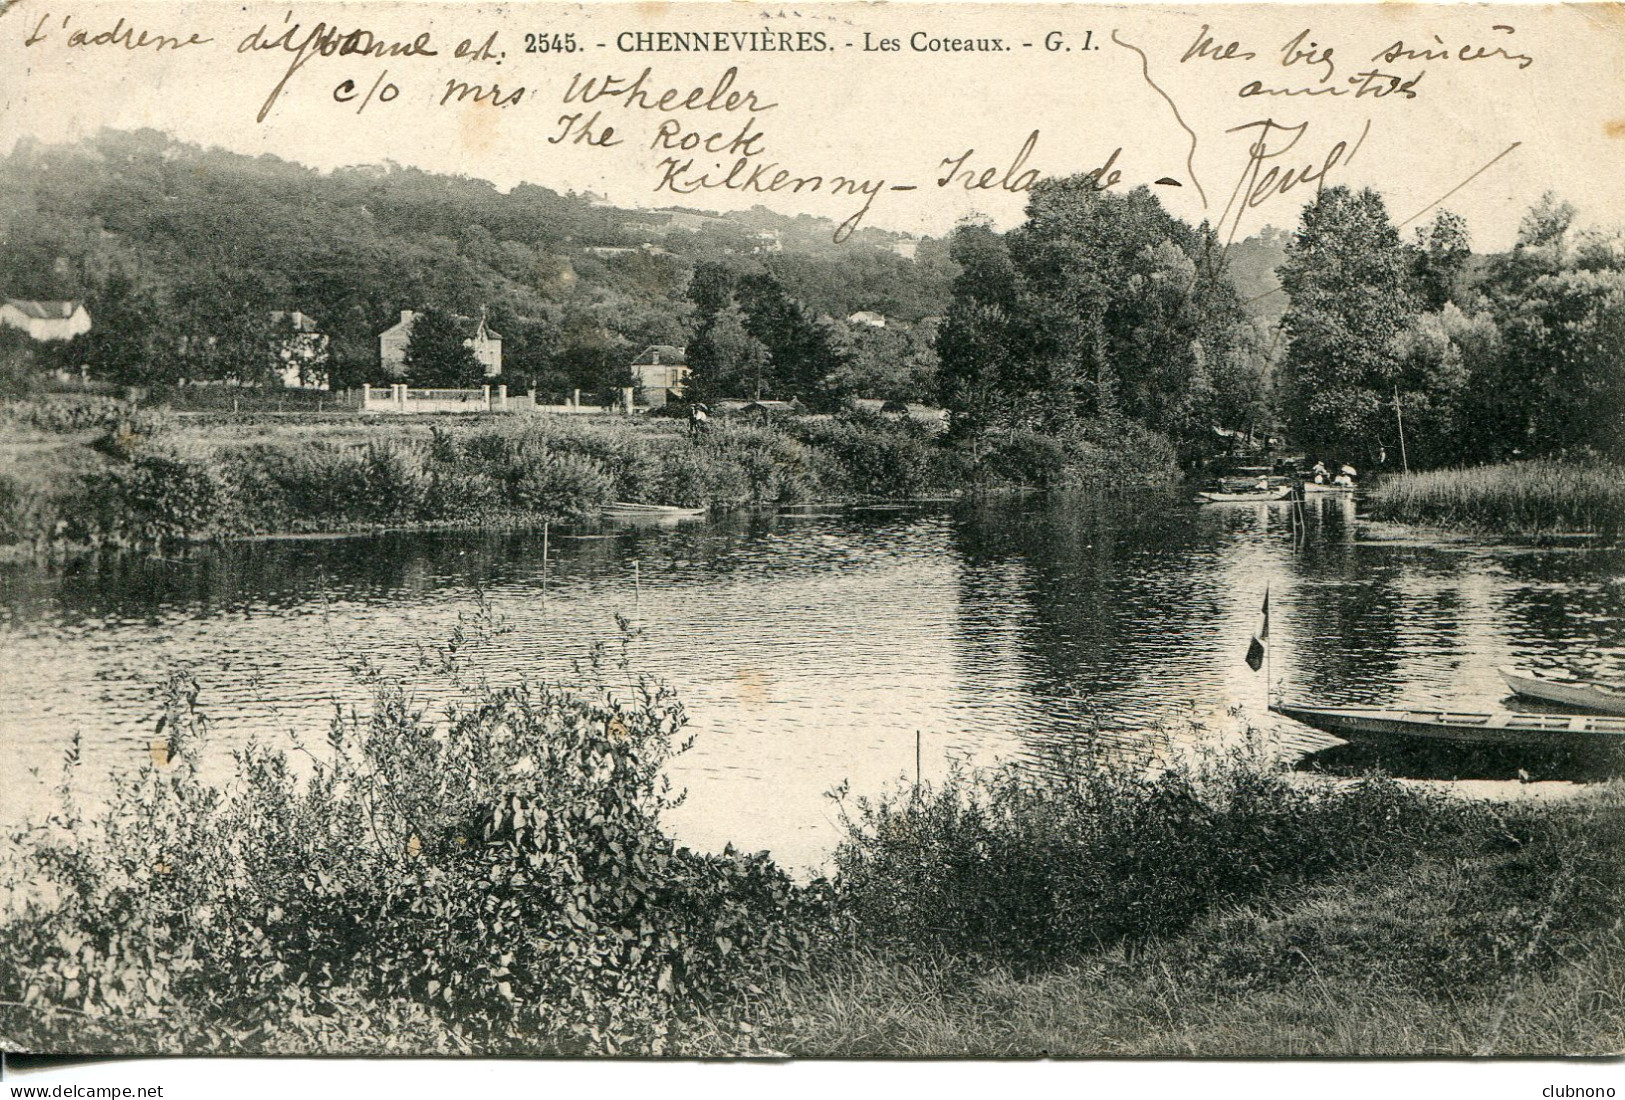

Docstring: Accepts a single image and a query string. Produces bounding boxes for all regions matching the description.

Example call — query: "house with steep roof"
[629,345,688,408]
[378,308,502,379]
[0,299,91,341]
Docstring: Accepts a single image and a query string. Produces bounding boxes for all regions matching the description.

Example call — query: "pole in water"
[1263,582,1273,714]
[541,521,549,598]
[633,560,640,603]
[1264,632,1271,713]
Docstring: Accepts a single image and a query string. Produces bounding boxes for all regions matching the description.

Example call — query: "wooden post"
[633,560,640,603]
[1393,386,1410,474]
[542,521,549,599]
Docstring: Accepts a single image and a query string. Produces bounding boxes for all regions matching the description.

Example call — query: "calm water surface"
[2,491,1621,870]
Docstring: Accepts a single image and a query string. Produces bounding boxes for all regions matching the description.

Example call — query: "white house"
[630,344,688,407]
[378,308,502,379]
[0,299,92,341]
[847,310,887,328]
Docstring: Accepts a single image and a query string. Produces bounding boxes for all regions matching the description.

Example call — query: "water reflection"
[1,493,1620,870]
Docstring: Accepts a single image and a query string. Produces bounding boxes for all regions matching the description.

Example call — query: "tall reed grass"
[1368,459,1625,537]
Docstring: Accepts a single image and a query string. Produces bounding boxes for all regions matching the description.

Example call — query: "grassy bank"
[1367,459,1625,538]
[2,619,1619,1057]
[777,776,1624,1056]
[0,398,1178,554]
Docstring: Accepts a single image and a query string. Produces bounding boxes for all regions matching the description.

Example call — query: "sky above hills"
[3,2,1622,251]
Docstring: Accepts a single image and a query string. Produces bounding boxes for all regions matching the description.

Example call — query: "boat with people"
[1499,667,1625,716]
[1271,702,1625,748]
[1197,486,1295,503]
[1303,460,1358,492]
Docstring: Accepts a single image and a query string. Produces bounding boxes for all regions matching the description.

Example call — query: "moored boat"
[1301,481,1355,494]
[601,502,708,520]
[1271,702,1625,748]
[1499,667,1625,716]
[1198,486,1295,503]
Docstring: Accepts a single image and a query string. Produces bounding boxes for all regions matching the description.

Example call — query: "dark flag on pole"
[1244,634,1265,672]
[1244,586,1270,671]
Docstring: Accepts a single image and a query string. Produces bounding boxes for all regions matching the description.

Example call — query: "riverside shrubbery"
[1,396,163,437]
[791,411,968,499]
[0,615,831,1055]
[973,417,1182,491]
[831,745,1490,967]
[0,405,1191,552]
[0,415,964,551]
[1,619,1617,1055]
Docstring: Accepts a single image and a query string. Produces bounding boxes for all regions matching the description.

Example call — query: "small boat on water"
[1271,702,1625,748]
[1499,667,1625,716]
[1301,481,1355,494]
[600,502,708,520]
[1198,486,1295,504]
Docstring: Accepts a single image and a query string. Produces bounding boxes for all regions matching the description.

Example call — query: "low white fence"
[530,403,613,415]
[359,384,630,416]
[361,384,511,414]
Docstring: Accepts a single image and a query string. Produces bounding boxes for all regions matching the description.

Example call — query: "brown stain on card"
[1606,119,1625,140]
[734,667,771,707]
[1570,3,1625,38]
[459,102,500,156]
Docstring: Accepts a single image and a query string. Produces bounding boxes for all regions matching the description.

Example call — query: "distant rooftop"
[4,299,83,319]
[631,344,687,366]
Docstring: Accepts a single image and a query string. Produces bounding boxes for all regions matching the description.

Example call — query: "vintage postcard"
[0,0,1622,1068]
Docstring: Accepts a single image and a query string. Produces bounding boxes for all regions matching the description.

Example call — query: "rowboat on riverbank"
[1499,667,1625,716]
[1271,702,1625,748]
[601,502,708,520]
[1197,486,1295,503]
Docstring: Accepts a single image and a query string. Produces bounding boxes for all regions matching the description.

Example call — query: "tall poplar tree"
[1277,186,1416,465]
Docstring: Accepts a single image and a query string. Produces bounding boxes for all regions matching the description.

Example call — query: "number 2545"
[525,33,578,53]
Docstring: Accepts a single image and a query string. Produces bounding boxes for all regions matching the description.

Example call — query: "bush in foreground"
[785,781,1625,1056]
[830,743,1489,967]
[3,620,1618,1057]
[0,616,828,1055]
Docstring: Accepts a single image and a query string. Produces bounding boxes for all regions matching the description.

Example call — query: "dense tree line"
[934,172,1621,471]
[680,259,940,409]
[0,130,952,399]
[1278,187,1625,467]
[933,178,1271,459]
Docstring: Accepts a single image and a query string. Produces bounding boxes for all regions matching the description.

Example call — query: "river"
[2,490,1620,871]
